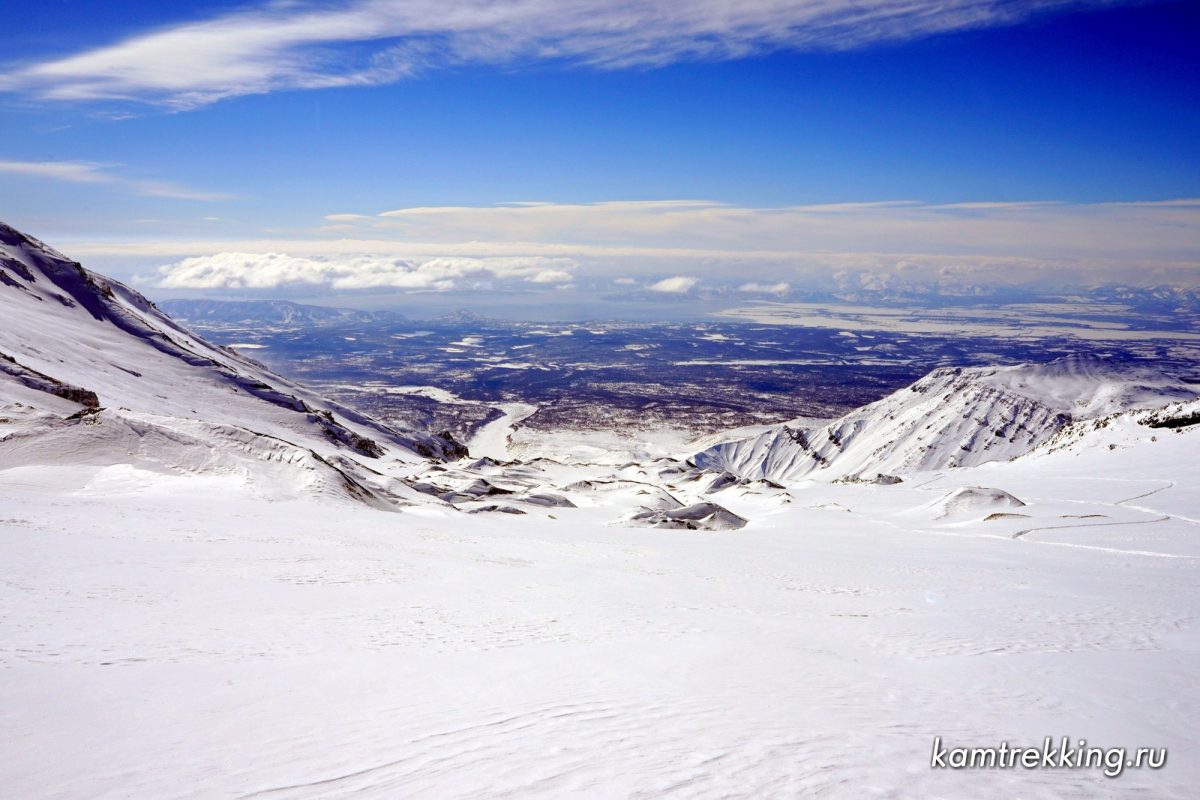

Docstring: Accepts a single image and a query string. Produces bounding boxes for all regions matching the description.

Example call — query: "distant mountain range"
[157,298,403,326]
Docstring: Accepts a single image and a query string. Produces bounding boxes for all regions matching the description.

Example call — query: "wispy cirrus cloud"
[0,0,1118,109]
[0,158,232,201]
[0,159,114,184]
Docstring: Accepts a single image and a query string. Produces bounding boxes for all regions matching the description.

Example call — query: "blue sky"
[0,0,1197,302]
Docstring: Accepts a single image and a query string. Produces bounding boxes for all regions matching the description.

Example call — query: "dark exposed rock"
[628,501,748,531]
[704,472,746,493]
[468,504,527,515]
[1144,411,1200,430]
[520,493,576,508]
[437,430,469,459]
[0,350,100,409]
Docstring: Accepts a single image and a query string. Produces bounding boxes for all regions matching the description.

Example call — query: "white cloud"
[131,180,234,202]
[0,159,112,184]
[739,281,790,294]
[529,268,573,283]
[647,275,698,293]
[0,158,231,201]
[156,252,577,290]
[0,1,1113,109]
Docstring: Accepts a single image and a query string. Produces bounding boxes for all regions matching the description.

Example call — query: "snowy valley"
[3,222,1199,798]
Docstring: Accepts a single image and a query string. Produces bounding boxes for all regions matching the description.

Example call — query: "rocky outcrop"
[0,351,99,409]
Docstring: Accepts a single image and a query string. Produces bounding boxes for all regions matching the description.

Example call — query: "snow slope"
[0,222,464,505]
[693,356,1198,484]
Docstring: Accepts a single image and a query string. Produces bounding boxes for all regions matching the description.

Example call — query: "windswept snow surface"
[2,419,1199,798]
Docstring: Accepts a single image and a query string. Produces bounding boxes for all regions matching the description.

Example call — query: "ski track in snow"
[1011,515,1171,543]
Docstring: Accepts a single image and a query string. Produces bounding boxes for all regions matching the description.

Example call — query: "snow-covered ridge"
[0,221,465,505]
[1027,395,1200,458]
[693,356,1199,484]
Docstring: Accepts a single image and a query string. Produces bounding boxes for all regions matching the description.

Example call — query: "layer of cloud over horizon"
[63,196,1200,294]
[358,199,1200,261]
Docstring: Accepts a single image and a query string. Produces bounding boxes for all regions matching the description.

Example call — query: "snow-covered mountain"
[0,222,464,506]
[692,356,1198,484]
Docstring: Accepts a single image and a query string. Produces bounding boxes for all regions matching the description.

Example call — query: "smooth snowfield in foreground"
[3,429,1198,799]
